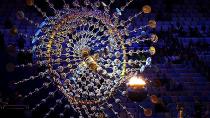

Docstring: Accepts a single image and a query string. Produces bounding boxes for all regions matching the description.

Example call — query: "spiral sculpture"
[12,0,158,117]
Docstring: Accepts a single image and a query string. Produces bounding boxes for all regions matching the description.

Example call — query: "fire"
[127,76,146,88]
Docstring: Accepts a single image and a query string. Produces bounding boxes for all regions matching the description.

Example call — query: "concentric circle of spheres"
[13,0,158,117]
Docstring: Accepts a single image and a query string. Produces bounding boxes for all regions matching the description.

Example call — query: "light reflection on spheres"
[13,0,158,117]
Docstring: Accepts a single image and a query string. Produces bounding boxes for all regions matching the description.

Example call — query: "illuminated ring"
[33,9,127,105]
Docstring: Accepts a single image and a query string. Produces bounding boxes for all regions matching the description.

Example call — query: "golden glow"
[149,46,156,55]
[148,20,157,28]
[142,5,151,14]
[127,76,146,87]
[81,49,100,72]
[84,56,100,72]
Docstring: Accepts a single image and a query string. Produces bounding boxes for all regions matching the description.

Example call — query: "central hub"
[81,48,100,72]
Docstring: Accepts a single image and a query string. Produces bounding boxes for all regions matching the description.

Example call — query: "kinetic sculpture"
[13,0,158,117]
